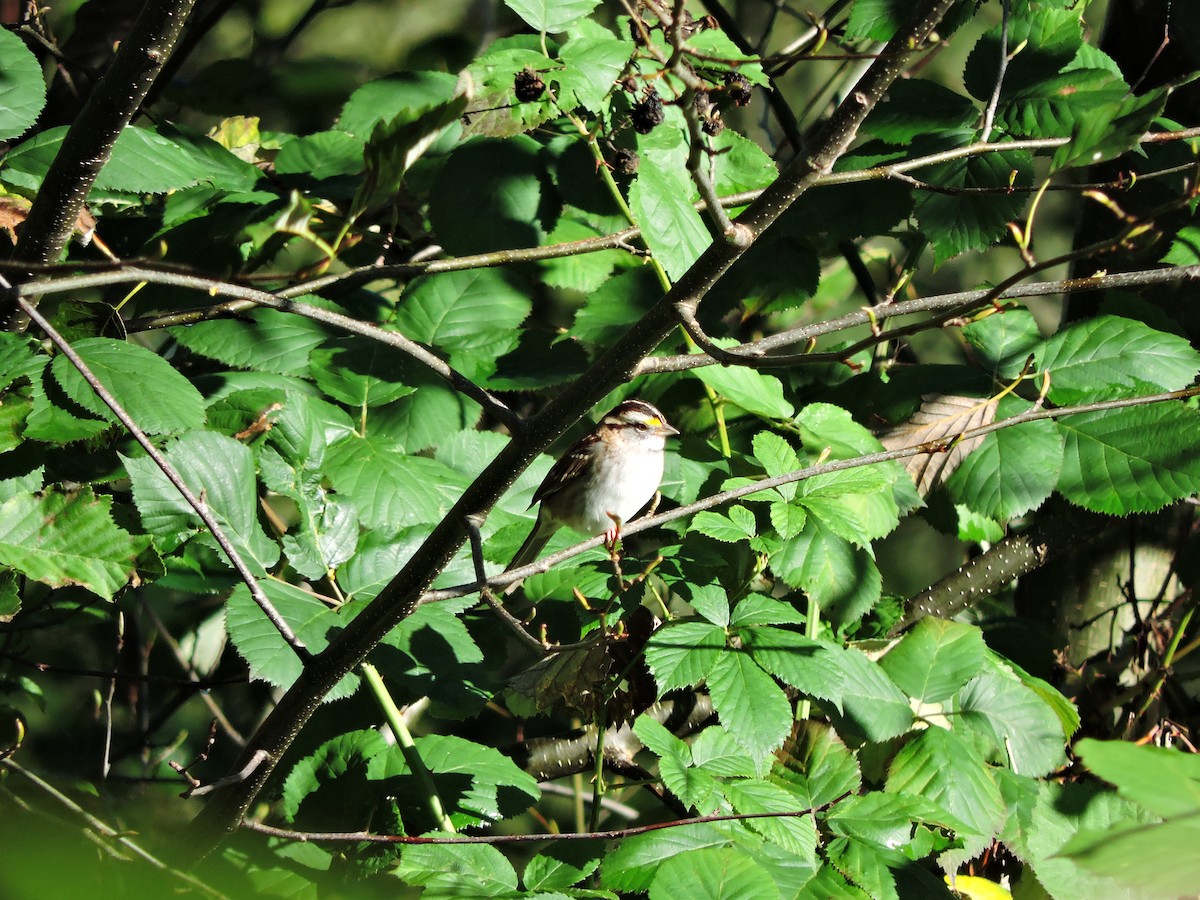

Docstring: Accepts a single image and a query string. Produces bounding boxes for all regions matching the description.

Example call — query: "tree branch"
[6,0,197,327]
[185,0,960,846]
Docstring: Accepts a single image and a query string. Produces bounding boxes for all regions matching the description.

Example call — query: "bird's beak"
[658,420,680,436]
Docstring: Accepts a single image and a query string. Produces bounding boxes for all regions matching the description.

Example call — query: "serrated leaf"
[947,395,1063,520]
[644,620,726,693]
[0,28,47,141]
[1057,404,1200,514]
[753,431,800,499]
[772,721,862,810]
[742,627,847,710]
[336,71,460,139]
[523,843,603,892]
[629,150,711,281]
[962,306,1043,380]
[886,727,1006,865]
[123,431,280,569]
[915,145,1033,264]
[693,358,794,419]
[691,507,757,543]
[0,489,148,601]
[722,779,819,858]
[707,652,792,759]
[397,843,518,896]
[275,130,363,178]
[325,432,469,530]
[308,337,417,408]
[797,467,899,546]
[601,823,729,893]
[173,308,333,376]
[557,22,628,112]
[369,734,540,827]
[225,579,359,700]
[1036,315,1200,404]
[392,269,530,382]
[50,338,205,435]
[503,0,600,32]
[772,518,882,628]
[879,618,987,704]
[730,594,804,627]
[879,394,998,496]
[649,846,778,900]
[956,668,1068,777]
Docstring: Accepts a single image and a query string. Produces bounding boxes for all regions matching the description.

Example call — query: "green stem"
[1135,605,1196,719]
[360,662,456,834]
[798,593,821,721]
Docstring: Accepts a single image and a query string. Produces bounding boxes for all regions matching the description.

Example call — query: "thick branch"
[7,0,196,324]
[189,0,959,847]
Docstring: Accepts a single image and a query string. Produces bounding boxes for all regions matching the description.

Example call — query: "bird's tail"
[503,512,557,594]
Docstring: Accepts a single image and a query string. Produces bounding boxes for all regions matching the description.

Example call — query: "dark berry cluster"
[513,67,546,102]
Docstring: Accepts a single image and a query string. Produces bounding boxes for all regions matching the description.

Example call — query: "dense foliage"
[1,0,1199,896]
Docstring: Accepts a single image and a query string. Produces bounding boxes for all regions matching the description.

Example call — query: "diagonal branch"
[11,290,311,663]
[189,0,961,847]
[6,0,197,327]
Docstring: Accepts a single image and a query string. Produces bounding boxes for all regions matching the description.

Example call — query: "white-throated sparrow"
[507,399,679,572]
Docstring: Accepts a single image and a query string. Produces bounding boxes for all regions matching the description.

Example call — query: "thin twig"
[239,802,839,845]
[1,758,230,898]
[423,387,1200,604]
[979,0,1011,142]
[9,289,312,663]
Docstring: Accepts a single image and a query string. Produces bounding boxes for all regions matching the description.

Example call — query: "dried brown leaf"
[879,393,998,496]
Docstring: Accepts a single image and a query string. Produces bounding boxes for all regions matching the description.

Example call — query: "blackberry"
[514,68,545,102]
[631,93,665,133]
[612,147,640,175]
[725,72,752,106]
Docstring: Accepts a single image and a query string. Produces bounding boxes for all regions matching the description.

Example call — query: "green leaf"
[275,131,363,178]
[956,667,1068,778]
[825,791,969,850]
[693,358,794,419]
[0,489,148,601]
[392,269,531,382]
[557,21,629,112]
[690,725,760,778]
[1056,404,1200,514]
[369,734,540,827]
[644,620,726,693]
[368,380,481,454]
[707,651,792,759]
[773,518,882,628]
[325,432,469,530]
[771,721,862,810]
[1059,819,1200,897]
[566,266,660,349]
[523,843,603,892]
[281,728,387,821]
[373,596,493,718]
[123,431,280,570]
[962,305,1043,380]
[1050,85,1168,171]
[630,149,711,281]
[797,467,899,547]
[0,28,47,140]
[336,72,460,139]
[225,579,359,701]
[538,216,626,292]
[947,395,1063,520]
[742,627,847,710]
[963,6,1083,101]
[173,307,333,376]
[721,779,819,858]
[307,337,417,408]
[878,618,987,704]
[886,727,1006,865]
[864,79,978,145]
[602,823,730,893]
[729,594,804,627]
[691,507,757,544]
[50,338,206,436]
[1036,315,1200,404]
[503,0,600,32]
[828,644,914,742]
[687,583,732,627]
[396,843,518,896]
[4,126,218,196]
[353,90,469,214]
[1007,781,1153,900]
[429,134,546,255]
[915,142,1033,265]
[1075,739,1200,820]
[825,838,897,900]
[648,847,778,900]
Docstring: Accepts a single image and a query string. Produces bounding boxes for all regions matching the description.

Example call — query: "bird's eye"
[634,422,648,431]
